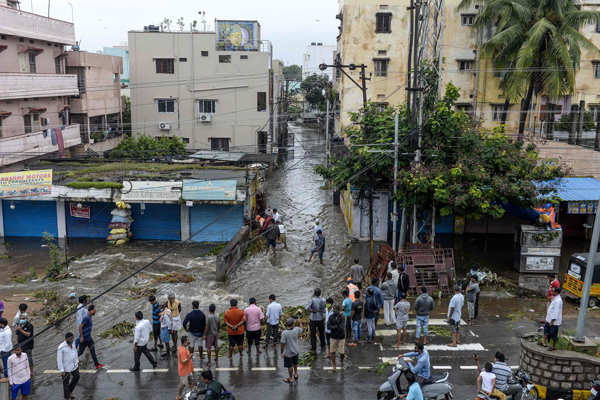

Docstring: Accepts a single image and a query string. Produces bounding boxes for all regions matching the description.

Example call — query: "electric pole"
[392,111,399,252]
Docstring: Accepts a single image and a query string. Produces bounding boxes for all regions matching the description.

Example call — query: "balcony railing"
[0,5,75,45]
[0,124,81,166]
[0,73,78,100]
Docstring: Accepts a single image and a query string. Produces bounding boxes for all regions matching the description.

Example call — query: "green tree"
[301,74,330,111]
[109,135,187,159]
[122,96,131,137]
[468,0,600,141]
[283,64,302,81]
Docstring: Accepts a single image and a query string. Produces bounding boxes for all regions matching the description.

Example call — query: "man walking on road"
[466,275,480,325]
[57,332,79,400]
[543,287,563,350]
[350,258,365,289]
[414,287,434,345]
[244,297,264,356]
[447,286,464,347]
[74,296,88,348]
[394,293,410,347]
[148,295,162,352]
[348,291,363,347]
[131,311,157,371]
[176,336,193,400]
[14,312,34,374]
[342,289,353,340]
[397,265,410,299]
[364,288,378,342]
[281,318,302,384]
[265,222,280,256]
[265,294,282,349]
[224,299,245,360]
[367,278,384,331]
[327,305,346,370]
[8,344,30,400]
[78,305,103,369]
[204,304,219,367]
[183,300,206,361]
[306,288,326,352]
[381,273,397,326]
[306,230,325,264]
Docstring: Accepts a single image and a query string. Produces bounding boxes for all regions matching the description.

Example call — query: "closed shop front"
[66,202,113,238]
[2,200,58,237]
[130,203,181,240]
[190,204,243,242]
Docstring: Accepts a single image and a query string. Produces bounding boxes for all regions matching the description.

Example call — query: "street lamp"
[319,62,369,107]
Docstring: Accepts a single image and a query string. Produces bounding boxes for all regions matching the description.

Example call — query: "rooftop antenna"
[198,11,207,32]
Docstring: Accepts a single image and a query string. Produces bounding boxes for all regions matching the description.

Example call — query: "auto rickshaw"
[563,253,600,308]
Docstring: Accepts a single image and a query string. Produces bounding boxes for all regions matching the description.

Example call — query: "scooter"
[184,388,235,400]
[589,379,600,400]
[377,357,453,400]
[475,369,539,400]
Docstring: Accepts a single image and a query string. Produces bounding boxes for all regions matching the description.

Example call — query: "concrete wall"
[0,97,71,139]
[103,45,130,84]
[0,35,67,73]
[0,4,75,45]
[216,225,250,281]
[128,30,271,151]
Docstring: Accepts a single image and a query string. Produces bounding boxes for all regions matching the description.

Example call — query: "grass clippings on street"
[127,286,157,299]
[152,272,195,284]
[100,321,135,339]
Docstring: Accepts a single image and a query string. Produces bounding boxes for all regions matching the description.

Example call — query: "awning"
[18,47,44,54]
[0,111,11,118]
[537,177,600,201]
[190,151,245,162]
[120,181,182,202]
[182,179,237,201]
[27,107,47,113]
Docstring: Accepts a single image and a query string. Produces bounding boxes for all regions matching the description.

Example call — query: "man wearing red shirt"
[224,299,245,360]
[547,274,560,304]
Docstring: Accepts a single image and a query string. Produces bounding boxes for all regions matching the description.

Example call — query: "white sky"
[34,0,338,66]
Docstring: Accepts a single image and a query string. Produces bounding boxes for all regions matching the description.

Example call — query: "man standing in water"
[350,258,365,289]
[306,230,325,264]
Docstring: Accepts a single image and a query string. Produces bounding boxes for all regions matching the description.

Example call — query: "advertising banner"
[0,169,52,198]
[70,203,91,219]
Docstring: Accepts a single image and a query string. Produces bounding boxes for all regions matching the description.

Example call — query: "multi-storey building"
[335,0,600,136]
[302,42,336,80]
[0,0,80,168]
[65,51,123,145]
[128,20,277,153]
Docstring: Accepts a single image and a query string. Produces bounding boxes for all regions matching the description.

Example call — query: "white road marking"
[469,330,478,337]
[433,366,452,370]
[107,369,131,373]
[142,368,169,372]
[378,319,465,327]
[297,367,311,370]
[510,366,519,369]
[460,366,478,370]
[379,343,384,351]
[215,367,239,371]
[384,343,485,352]
[251,367,276,371]
[79,370,97,373]
[358,366,373,370]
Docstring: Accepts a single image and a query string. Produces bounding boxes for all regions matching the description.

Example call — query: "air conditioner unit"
[198,113,213,123]
[159,122,171,131]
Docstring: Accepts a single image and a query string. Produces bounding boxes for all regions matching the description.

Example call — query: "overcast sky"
[36,0,338,65]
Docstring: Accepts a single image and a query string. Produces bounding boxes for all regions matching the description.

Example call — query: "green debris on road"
[100,321,136,339]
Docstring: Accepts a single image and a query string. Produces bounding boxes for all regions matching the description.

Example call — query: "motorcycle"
[184,388,235,400]
[475,369,539,400]
[376,357,453,400]
[589,379,600,400]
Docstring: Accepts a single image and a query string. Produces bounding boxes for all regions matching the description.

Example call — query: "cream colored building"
[0,0,80,168]
[128,21,275,153]
[335,0,600,136]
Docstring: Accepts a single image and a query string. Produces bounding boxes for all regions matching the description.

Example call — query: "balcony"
[0,5,75,45]
[0,73,78,100]
[0,124,80,166]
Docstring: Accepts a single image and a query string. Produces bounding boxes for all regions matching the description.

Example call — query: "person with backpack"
[305,288,326,352]
[364,288,378,343]
[348,291,363,347]
[398,264,410,298]
[327,305,346,370]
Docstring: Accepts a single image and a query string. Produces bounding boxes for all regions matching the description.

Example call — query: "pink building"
[0,0,80,169]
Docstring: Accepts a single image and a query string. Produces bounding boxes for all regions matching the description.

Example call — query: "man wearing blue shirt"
[401,343,430,383]
[403,372,424,400]
[367,278,384,333]
[77,305,103,369]
[265,294,283,348]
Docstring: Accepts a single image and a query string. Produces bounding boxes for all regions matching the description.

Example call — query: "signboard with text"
[568,201,597,214]
[0,169,52,198]
[70,203,90,219]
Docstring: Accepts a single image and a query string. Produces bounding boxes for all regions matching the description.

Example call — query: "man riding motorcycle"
[474,352,521,399]
[400,343,430,384]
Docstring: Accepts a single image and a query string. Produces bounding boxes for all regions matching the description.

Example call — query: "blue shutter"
[2,200,58,237]
[130,203,181,240]
[66,202,113,238]
[190,204,243,242]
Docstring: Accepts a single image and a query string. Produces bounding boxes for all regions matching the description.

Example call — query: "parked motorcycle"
[377,357,453,400]
[475,369,538,400]
[589,379,600,400]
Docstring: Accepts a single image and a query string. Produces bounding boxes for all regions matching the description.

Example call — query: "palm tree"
[463,0,600,141]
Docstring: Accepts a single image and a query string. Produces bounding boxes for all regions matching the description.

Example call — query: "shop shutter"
[130,203,181,240]
[66,202,113,238]
[2,200,58,237]
[190,204,243,242]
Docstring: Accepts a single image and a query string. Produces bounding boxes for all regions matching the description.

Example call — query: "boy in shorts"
[176,336,193,400]
[280,318,302,384]
[204,304,219,367]
[394,293,410,347]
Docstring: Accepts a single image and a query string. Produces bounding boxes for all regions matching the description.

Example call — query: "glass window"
[458,60,474,71]
[219,55,231,63]
[492,104,508,121]
[155,58,174,74]
[257,92,267,112]
[24,114,32,134]
[211,138,230,151]
[28,52,36,73]
[240,55,248,60]
[157,99,175,113]
[201,51,209,57]
[376,13,392,33]
[461,14,476,25]
[374,59,389,77]
[198,100,216,113]
[55,57,62,74]
[593,61,600,79]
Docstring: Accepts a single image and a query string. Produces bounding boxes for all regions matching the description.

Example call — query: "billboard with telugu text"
[0,169,52,198]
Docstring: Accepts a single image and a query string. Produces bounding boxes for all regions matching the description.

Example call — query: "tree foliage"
[109,135,187,159]
[283,64,302,81]
[122,96,131,137]
[301,74,330,110]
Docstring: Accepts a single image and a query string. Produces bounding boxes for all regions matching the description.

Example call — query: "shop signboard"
[70,203,91,219]
[567,201,597,214]
[0,169,52,198]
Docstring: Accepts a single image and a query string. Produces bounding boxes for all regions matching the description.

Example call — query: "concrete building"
[302,42,336,81]
[102,45,130,86]
[65,51,123,145]
[128,20,277,153]
[334,0,600,137]
[0,0,80,168]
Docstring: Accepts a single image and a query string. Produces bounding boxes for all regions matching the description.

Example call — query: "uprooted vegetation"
[100,321,136,339]
[151,272,195,284]
[32,290,78,325]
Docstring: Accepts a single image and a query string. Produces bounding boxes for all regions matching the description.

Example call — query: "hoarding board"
[0,169,52,198]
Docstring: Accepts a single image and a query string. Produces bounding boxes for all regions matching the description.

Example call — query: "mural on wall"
[216,20,257,51]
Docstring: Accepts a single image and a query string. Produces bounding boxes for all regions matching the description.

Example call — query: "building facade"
[102,45,130,87]
[302,42,336,81]
[335,0,600,136]
[128,20,276,153]
[65,51,123,144]
[0,0,80,168]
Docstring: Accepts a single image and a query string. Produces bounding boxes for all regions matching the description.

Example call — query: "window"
[155,58,174,74]
[182,138,190,144]
[0,118,3,137]
[67,66,85,93]
[593,61,600,78]
[240,55,248,60]
[219,55,231,63]
[211,138,230,151]
[458,60,474,71]
[201,51,209,57]
[198,100,216,113]
[375,13,392,33]
[596,20,600,33]
[456,103,474,118]
[589,105,600,122]
[461,14,476,25]
[55,57,62,74]
[374,102,389,112]
[28,53,36,73]
[113,73,118,83]
[257,92,267,112]
[179,57,187,62]
[157,99,175,113]
[377,50,387,56]
[23,114,32,134]
[492,104,508,121]
[374,59,389,77]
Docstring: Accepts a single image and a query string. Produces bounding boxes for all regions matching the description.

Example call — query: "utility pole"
[392,112,399,252]
[325,97,330,168]
[267,68,274,156]
[47,0,50,17]
[360,64,368,108]
[575,199,600,341]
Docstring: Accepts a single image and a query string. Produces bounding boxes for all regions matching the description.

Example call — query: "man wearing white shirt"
[57,332,79,400]
[314,220,323,242]
[447,286,464,348]
[131,311,157,371]
[544,287,563,350]
[8,344,30,400]
[265,295,283,348]
[0,317,12,378]
[273,208,280,223]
